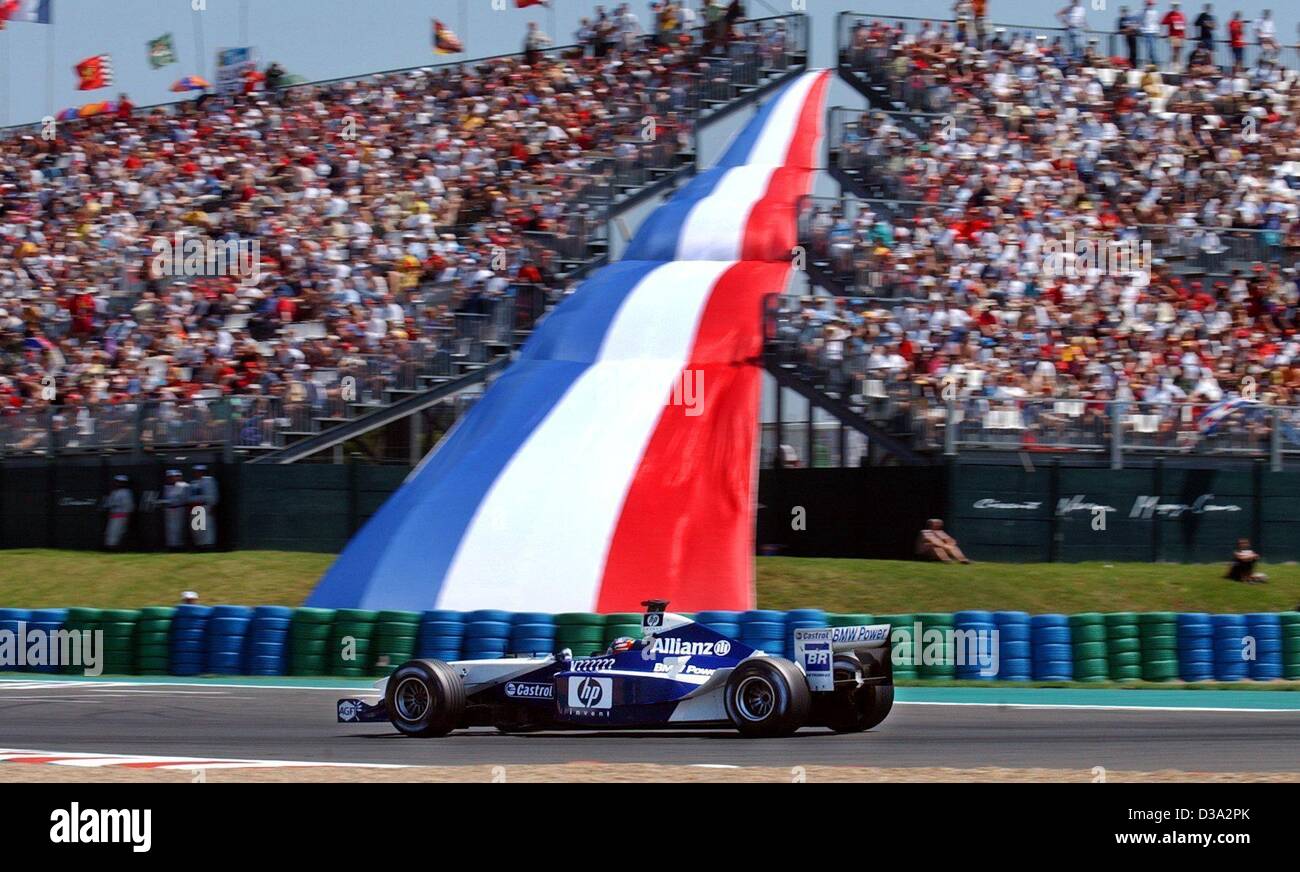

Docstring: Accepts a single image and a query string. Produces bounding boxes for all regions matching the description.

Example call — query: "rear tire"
[385,659,466,737]
[723,658,811,738]
[824,654,894,732]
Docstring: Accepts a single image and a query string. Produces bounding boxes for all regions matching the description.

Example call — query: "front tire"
[385,659,466,737]
[723,658,811,738]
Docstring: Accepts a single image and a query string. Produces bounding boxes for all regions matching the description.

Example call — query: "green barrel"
[369,611,422,674]
[1138,612,1178,682]
[134,606,174,674]
[1069,613,1109,681]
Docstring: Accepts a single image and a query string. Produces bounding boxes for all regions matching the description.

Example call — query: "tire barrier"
[25,609,67,674]
[0,609,32,673]
[554,613,605,657]
[328,608,377,677]
[169,605,211,676]
[1176,613,1215,682]
[98,609,140,675]
[954,610,996,680]
[1245,613,1283,681]
[1030,614,1073,681]
[1105,612,1142,681]
[416,610,464,661]
[1283,612,1300,681]
[740,610,787,658]
[508,612,556,657]
[461,609,512,660]
[695,610,742,641]
[134,606,174,676]
[1068,613,1108,682]
[1212,614,1251,681]
[369,610,422,675]
[993,611,1032,681]
[244,606,292,676]
[916,612,956,679]
[878,613,917,679]
[4,604,1299,683]
[289,608,335,676]
[1139,612,1179,682]
[602,613,643,652]
[205,605,253,675]
[785,609,828,658]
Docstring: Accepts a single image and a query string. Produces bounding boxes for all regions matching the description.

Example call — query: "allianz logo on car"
[503,681,553,699]
[646,638,731,657]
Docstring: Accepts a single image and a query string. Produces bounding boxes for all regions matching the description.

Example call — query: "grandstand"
[3,4,1300,569]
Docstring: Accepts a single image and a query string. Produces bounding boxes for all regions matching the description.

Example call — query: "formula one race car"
[337,601,894,738]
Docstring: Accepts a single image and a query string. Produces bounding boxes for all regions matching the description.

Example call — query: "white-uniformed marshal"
[103,474,134,550]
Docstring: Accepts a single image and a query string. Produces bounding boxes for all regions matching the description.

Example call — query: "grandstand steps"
[763,359,928,466]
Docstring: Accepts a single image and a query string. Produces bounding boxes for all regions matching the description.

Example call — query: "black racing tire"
[824,654,895,733]
[384,659,466,737]
[723,657,811,738]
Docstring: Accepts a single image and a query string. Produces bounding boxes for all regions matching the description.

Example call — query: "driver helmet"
[607,636,637,655]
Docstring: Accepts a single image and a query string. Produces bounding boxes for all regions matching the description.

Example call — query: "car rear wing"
[792,624,891,692]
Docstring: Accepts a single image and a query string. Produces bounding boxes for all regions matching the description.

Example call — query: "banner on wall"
[214,47,258,95]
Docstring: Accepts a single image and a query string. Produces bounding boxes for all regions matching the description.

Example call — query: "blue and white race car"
[337,601,894,738]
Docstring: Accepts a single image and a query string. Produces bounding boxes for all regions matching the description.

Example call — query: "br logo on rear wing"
[792,624,891,692]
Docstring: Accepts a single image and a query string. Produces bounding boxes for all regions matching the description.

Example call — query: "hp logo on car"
[645,613,662,627]
[577,677,604,708]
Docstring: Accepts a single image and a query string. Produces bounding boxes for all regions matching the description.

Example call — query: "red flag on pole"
[74,55,114,91]
[432,19,463,54]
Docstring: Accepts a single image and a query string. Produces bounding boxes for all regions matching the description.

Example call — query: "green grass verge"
[0,550,1297,614]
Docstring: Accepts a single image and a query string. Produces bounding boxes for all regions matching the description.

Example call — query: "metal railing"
[764,301,1300,468]
[837,11,1298,91]
[796,192,1300,299]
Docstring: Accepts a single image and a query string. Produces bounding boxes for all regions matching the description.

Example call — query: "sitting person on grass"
[1226,538,1268,583]
[915,519,972,564]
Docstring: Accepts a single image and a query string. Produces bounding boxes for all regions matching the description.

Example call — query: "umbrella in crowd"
[169,75,211,92]
[76,101,117,118]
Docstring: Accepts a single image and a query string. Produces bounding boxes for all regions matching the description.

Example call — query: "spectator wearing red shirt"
[1162,1,1187,69]
[1228,11,1246,69]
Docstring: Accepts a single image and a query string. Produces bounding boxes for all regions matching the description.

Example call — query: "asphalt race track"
[0,678,1297,772]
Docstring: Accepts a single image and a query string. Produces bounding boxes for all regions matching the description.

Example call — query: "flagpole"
[460,0,468,55]
[192,6,207,78]
[46,19,55,116]
[1,30,9,127]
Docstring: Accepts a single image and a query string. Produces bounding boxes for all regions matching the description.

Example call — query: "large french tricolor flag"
[308,70,829,612]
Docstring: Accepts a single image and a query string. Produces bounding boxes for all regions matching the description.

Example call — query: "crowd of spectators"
[1,5,793,444]
[781,5,1300,454]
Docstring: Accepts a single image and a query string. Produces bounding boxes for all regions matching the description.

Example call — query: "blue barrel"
[740,611,787,657]
[1030,614,1073,681]
[205,606,252,675]
[1246,613,1283,681]
[785,609,827,654]
[954,611,998,680]
[242,606,291,675]
[417,611,464,660]
[170,605,212,675]
[1212,614,1251,681]
[993,612,1032,681]
[1176,613,1214,681]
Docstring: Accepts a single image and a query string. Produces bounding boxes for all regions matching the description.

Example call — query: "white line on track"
[0,748,408,769]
